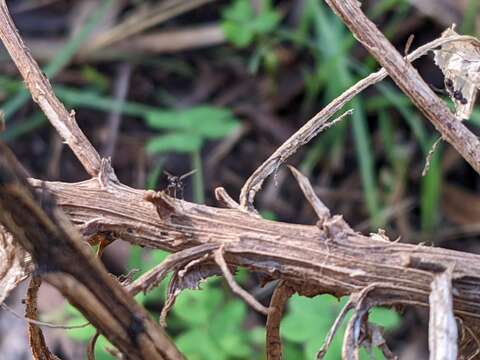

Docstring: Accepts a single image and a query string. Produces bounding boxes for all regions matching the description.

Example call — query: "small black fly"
[453,89,468,105]
[164,169,197,199]
[445,78,468,105]
[445,78,454,90]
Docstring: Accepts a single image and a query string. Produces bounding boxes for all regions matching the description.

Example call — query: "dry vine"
[1,0,480,359]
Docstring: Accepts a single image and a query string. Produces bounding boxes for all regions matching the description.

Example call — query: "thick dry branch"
[0,146,183,360]
[325,0,480,175]
[24,176,480,334]
[0,0,101,176]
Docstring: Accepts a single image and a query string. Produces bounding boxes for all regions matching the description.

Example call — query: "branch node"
[214,187,240,209]
[98,158,119,189]
[144,190,177,220]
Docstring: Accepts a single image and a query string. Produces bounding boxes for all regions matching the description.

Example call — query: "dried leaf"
[0,226,31,304]
[434,27,480,120]
[160,261,222,326]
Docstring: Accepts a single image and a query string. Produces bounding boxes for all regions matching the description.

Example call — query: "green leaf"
[208,299,252,357]
[146,110,185,130]
[282,295,349,345]
[288,294,339,316]
[222,22,255,48]
[251,11,281,34]
[66,322,96,341]
[217,333,252,358]
[146,132,203,154]
[222,0,253,22]
[305,328,344,360]
[80,65,109,91]
[176,329,226,360]
[127,246,143,272]
[248,326,266,345]
[420,138,442,232]
[283,342,304,360]
[221,0,281,48]
[369,307,400,330]
[173,288,224,326]
[210,300,246,337]
[260,210,277,221]
[146,106,239,139]
[282,312,317,343]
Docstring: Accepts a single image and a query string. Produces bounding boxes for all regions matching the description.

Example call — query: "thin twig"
[239,32,479,211]
[214,246,269,315]
[404,34,415,56]
[464,325,480,360]
[239,109,353,211]
[325,0,480,175]
[341,282,397,360]
[0,0,102,176]
[126,243,219,296]
[266,281,295,360]
[25,276,61,360]
[1,302,90,330]
[214,187,241,209]
[287,165,332,220]
[317,299,354,359]
[422,137,442,176]
[87,331,100,360]
[342,286,378,360]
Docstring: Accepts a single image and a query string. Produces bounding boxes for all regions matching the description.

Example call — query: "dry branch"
[26,276,61,360]
[1,0,480,358]
[0,146,183,360]
[325,0,480,175]
[266,281,294,360]
[214,246,270,315]
[26,176,480,327]
[239,32,480,210]
[0,0,101,176]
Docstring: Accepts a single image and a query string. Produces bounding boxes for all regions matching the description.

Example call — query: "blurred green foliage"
[145,106,240,155]
[282,295,400,359]
[221,0,281,48]
[144,105,240,203]
[221,0,282,72]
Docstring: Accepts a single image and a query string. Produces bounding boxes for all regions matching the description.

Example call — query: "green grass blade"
[191,150,205,204]
[0,112,46,141]
[309,0,381,227]
[2,0,114,120]
[420,138,442,232]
